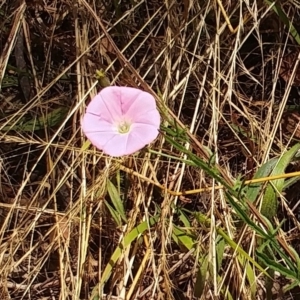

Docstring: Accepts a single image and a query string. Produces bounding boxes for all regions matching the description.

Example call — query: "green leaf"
[194,254,209,297]
[217,226,268,277]
[1,107,69,132]
[245,157,278,202]
[177,208,192,229]
[104,201,122,226]
[256,218,284,256]
[215,236,225,273]
[283,279,300,293]
[283,175,300,190]
[264,0,300,45]
[287,246,300,279]
[261,143,300,219]
[89,216,159,299]
[193,211,269,277]
[172,225,196,250]
[237,255,257,298]
[256,250,298,280]
[245,144,300,219]
[226,191,296,271]
[106,179,127,223]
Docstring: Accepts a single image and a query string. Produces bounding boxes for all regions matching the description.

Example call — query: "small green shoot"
[106,179,127,225]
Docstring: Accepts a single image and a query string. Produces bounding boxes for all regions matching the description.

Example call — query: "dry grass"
[1,0,300,299]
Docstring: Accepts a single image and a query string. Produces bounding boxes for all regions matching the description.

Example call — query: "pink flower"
[81,86,160,156]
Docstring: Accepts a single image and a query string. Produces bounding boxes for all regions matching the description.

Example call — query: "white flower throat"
[118,120,131,134]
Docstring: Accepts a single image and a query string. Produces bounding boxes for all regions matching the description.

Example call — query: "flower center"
[118,121,131,134]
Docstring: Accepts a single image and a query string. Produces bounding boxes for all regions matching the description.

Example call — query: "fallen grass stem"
[120,165,300,197]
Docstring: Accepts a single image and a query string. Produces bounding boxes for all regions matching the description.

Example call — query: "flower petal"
[132,109,160,126]
[120,89,158,121]
[81,112,116,149]
[102,134,130,156]
[129,123,159,145]
[101,123,159,156]
[118,87,145,114]
[82,86,161,156]
[86,86,124,122]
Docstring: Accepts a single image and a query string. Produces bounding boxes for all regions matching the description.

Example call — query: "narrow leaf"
[257,251,298,280]
[94,216,159,293]
[104,201,122,226]
[215,236,225,273]
[194,254,209,297]
[106,179,127,223]
[264,0,300,45]
[172,225,195,250]
[1,107,69,132]
[261,143,300,219]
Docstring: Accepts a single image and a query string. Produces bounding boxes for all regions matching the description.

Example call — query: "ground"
[1,0,300,299]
